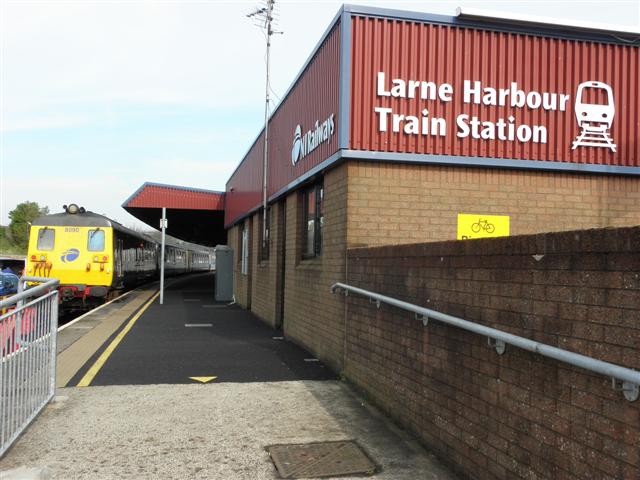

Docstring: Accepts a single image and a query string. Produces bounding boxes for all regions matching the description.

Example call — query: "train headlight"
[93,255,99,262]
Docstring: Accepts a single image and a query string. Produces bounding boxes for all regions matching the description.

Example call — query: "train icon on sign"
[571,81,616,153]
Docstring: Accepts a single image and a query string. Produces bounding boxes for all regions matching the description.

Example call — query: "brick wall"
[249,203,284,328]
[280,164,349,372]
[228,219,251,309]
[227,165,350,370]
[347,162,640,247]
[343,226,640,480]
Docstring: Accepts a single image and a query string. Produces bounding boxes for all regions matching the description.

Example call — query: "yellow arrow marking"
[189,376,217,383]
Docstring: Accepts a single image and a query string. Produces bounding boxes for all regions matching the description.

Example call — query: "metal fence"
[0,276,59,458]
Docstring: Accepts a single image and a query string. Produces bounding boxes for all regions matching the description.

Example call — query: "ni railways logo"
[292,114,335,166]
[61,248,80,263]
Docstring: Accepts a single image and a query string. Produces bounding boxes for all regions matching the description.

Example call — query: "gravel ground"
[0,381,457,480]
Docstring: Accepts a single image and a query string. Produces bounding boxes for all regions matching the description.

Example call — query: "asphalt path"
[75,273,334,385]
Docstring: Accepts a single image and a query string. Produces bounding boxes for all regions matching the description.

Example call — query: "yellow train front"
[26,204,158,310]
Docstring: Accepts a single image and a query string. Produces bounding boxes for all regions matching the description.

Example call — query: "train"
[25,204,213,310]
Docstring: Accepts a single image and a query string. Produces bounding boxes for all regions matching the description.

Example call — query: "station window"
[302,182,323,258]
[87,229,105,251]
[37,228,55,251]
[259,207,270,262]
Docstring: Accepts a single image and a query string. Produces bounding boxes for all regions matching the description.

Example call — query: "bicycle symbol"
[471,218,495,234]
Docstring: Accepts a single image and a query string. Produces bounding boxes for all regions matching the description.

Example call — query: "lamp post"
[160,207,166,305]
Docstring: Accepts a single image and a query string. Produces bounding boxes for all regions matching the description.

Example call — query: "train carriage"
[26,204,213,310]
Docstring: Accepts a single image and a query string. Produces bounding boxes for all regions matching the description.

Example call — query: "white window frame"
[241,226,249,276]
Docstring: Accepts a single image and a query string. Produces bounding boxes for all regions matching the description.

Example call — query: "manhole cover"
[267,440,376,479]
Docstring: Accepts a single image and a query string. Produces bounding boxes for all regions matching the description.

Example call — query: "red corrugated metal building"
[226,5,640,229]
[225,3,640,359]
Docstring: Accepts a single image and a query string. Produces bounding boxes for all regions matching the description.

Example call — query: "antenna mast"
[247,0,279,257]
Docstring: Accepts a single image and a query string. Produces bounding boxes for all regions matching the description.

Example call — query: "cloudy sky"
[1,0,638,229]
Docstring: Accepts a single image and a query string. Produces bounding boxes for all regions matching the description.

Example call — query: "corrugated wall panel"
[350,16,640,167]
[225,24,341,226]
[225,139,264,226]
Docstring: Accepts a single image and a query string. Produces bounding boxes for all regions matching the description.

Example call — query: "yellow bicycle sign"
[457,214,510,240]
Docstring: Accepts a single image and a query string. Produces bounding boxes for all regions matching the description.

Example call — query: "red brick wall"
[343,227,640,480]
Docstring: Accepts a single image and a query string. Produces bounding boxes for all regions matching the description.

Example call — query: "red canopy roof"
[122,183,226,246]
[123,182,224,210]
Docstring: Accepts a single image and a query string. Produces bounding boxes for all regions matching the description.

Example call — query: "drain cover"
[267,440,376,479]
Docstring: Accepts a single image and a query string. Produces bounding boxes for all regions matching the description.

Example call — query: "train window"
[87,230,105,251]
[37,228,55,251]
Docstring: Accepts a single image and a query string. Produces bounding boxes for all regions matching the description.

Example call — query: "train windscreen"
[37,228,55,250]
[87,230,105,251]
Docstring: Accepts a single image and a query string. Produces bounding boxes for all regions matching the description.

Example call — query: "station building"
[221,5,640,371]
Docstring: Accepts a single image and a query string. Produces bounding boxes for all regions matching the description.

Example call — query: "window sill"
[298,256,322,269]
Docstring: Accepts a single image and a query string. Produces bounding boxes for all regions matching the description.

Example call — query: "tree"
[7,201,49,252]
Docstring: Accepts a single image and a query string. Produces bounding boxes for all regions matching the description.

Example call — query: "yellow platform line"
[77,291,160,387]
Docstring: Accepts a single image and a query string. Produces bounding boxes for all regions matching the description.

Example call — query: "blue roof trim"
[226,6,346,185]
[121,183,147,208]
[343,4,640,46]
[342,150,640,176]
[122,181,224,208]
[225,146,640,228]
[338,9,352,151]
[269,150,344,203]
[226,150,345,227]
[142,182,224,195]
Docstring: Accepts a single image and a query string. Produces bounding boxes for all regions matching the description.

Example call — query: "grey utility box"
[214,245,234,302]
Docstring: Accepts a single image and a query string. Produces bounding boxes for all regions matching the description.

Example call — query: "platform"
[0,273,458,479]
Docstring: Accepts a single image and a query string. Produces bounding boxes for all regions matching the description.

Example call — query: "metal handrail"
[331,282,639,402]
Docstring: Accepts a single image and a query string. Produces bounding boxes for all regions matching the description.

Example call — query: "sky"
[1,0,638,230]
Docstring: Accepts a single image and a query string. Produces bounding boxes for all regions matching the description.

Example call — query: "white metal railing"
[0,276,59,457]
[331,282,640,402]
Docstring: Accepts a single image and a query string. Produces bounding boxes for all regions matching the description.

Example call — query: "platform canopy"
[122,182,226,247]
